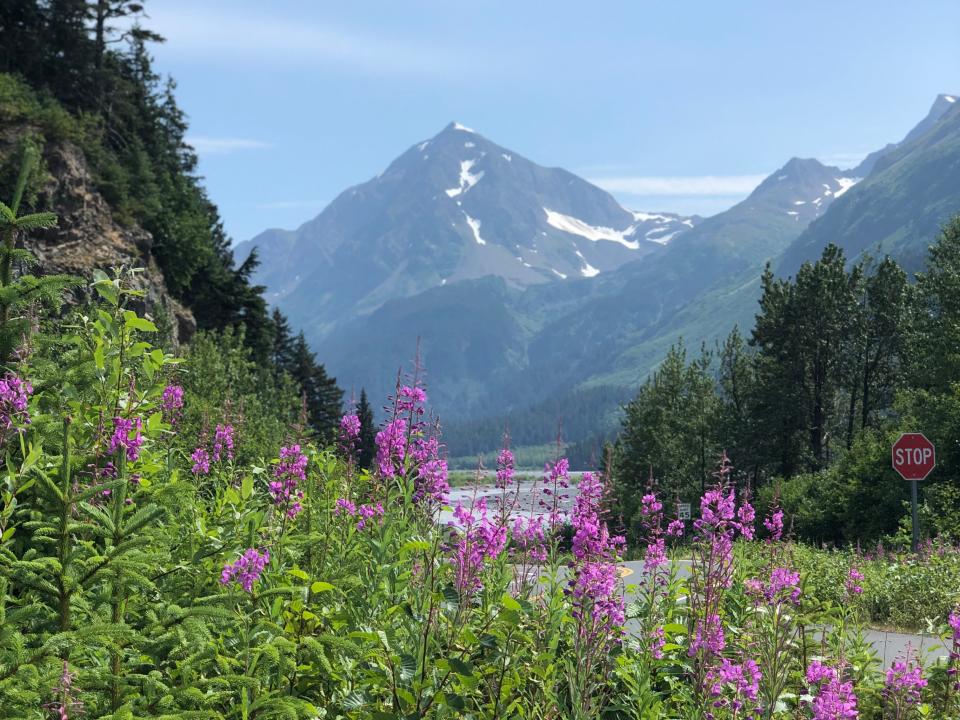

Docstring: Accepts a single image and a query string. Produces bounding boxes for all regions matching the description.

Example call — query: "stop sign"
[892,433,936,481]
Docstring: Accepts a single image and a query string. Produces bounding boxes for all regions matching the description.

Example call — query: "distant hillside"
[236,122,697,339]
[780,95,960,275]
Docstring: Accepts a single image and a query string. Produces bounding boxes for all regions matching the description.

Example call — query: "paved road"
[618,559,949,664]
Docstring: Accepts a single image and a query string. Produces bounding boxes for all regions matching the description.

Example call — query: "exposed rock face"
[0,128,195,344]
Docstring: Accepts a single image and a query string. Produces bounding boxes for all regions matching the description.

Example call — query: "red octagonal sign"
[892,433,936,481]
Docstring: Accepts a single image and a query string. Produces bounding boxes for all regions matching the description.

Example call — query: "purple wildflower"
[495,446,515,489]
[568,471,625,638]
[883,651,927,717]
[220,548,270,592]
[109,416,143,461]
[213,423,234,462]
[0,372,31,433]
[375,417,407,479]
[806,661,858,720]
[191,446,210,475]
[161,385,184,425]
[43,661,82,720]
[448,497,508,597]
[763,506,784,542]
[705,657,761,717]
[845,567,864,597]
[269,444,308,519]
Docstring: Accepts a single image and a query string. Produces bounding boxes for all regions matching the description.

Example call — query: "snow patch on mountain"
[464,213,487,246]
[574,249,600,277]
[833,177,859,198]
[446,159,484,198]
[543,208,640,250]
[452,122,475,133]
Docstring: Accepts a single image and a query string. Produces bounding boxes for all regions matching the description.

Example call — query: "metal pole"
[911,479,919,553]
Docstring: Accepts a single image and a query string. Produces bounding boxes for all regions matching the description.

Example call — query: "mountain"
[316,154,851,431]
[245,94,960,463]
[780,94,960,275]
[850,94,957,177]
[236,122,697,339]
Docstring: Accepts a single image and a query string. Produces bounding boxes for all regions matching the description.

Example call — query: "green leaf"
[124,310,157,332]
[310,581,334,593]
[448,657,473,677]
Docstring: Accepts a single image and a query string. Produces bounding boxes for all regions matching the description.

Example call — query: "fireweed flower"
[510,515,547,563]
[191,447,210,475]
[270,444,308,519]
[334,498,384,530]
[161,384,184,425]
[109,416,143,461]
[845,567,864,597]
[220,548,270,592]
[947,609,960,688]
[396,384,427,414]
[805,661,859,720]
[409,433,450,507]
[568,471,626,638]
[540,457,571,526]
[339,413,361,458]
[766,567,802,605]
[375,417,407,479]
[689,452,754,691]
[705,657,761,718]
[448,497,508,597]
[340,413,360,440]
[212,423,234,462]
[0,372,32,432]
[43,661,83,720]
[737,497,756,540]
[689,612,726,657]
[495,446,515,489]
[763,506,784,542]
[356,502,385,530]
[883,651,927,716]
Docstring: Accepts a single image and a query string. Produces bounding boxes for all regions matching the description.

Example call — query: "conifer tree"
[289,332,343,443]
[0,145,76,363]
[270,308,294,371]
[356,388,376,470]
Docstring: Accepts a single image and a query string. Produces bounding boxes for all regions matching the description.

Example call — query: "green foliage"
[0,144,78,362]
[613,342,720,540]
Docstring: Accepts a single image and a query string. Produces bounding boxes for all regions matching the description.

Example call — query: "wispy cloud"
[147,4,493,79]
[187,137,273,155]
[590,174,767,196]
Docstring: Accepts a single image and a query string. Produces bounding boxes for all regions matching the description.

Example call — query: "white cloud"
[589,174,767,196]
[146,4,488,78]
[187,137,272,155]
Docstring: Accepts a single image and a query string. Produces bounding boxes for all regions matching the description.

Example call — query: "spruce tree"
[289,332,343,443]
[0,145,76,363]
[270,308,294,372]
[356,388,376,470]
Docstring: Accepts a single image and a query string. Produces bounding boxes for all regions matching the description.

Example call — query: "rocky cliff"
[0,126,195,343]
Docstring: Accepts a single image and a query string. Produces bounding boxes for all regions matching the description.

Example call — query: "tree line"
[0,0,357,441]
[613,219,960,545]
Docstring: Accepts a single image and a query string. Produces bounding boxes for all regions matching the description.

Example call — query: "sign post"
[891,433,936,553]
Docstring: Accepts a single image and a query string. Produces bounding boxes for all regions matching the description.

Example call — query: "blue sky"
[142,0,960,243]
